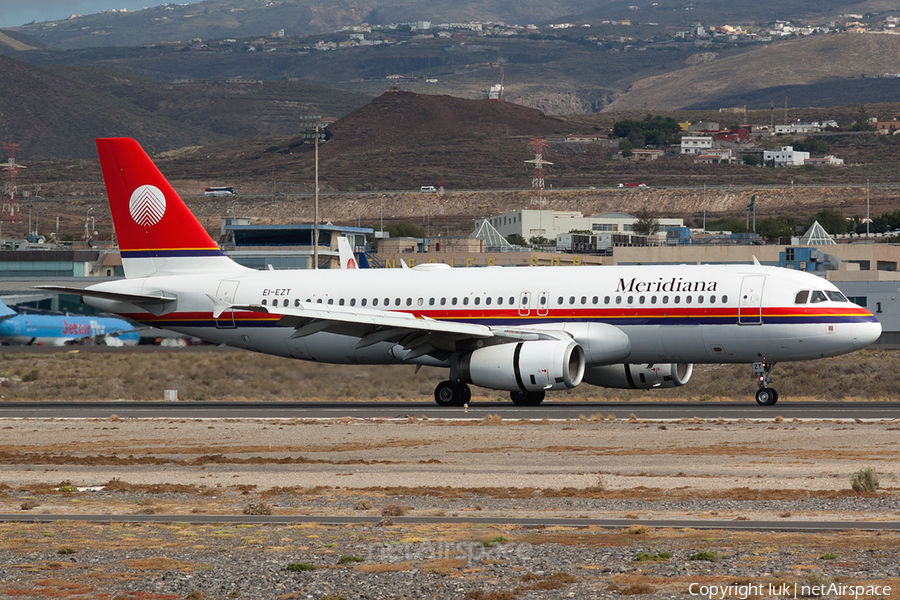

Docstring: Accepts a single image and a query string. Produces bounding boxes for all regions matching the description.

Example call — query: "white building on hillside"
[764,146,809,166]
[680,136,714,155]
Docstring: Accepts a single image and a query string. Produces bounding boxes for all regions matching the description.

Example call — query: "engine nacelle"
[583,363,693,389]
[458,340,585,392]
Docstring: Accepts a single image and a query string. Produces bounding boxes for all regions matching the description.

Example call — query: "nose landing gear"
[752,361,778,405]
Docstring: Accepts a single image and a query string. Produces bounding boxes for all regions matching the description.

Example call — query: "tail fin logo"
[129,185,166,227]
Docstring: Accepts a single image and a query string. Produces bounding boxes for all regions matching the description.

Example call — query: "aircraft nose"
[852,318,882,349]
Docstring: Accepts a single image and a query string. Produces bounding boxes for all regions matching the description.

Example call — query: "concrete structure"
[631,149,663,161]
[487,210,684,246]
[773,120,838,134]
[694,149,733,164]
[764,146,809,166]
[680,136,714,155]
[804,155,844,166]
[220,221,373,269]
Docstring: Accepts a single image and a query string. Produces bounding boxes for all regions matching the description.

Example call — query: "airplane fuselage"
[83,263,880,366]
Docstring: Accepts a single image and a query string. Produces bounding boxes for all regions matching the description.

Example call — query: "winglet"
[337,236,358,269]
[752,255,761,266]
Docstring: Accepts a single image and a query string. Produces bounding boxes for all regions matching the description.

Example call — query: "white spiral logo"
[129,185,166,227]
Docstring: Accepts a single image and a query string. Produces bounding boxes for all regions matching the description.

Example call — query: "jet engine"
[457,340,585,392]
[583,363,692,389]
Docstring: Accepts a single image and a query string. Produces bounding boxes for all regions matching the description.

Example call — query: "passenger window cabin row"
[258,294,732,308]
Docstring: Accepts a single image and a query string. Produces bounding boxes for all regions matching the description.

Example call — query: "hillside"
[0,55,371,159]
[225,91,578,191]
[0,54,222,159]
[10,0,602,49]
[604,33,900,112]
[7,0,892,49]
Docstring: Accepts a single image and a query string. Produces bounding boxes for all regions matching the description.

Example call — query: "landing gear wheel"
[752,361,779,406]
[510,389,546,406]
[755,387,778,406]
[434,381,470,407]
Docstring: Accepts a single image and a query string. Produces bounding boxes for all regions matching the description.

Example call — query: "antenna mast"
[525,138,552,208]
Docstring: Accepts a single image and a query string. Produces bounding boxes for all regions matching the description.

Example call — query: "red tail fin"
[96,138,244,278]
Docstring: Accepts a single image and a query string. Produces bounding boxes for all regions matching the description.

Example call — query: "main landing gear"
[434,380,471,407]
[432,382,546,407]
[752,361,778,406]
[510,389,545,406]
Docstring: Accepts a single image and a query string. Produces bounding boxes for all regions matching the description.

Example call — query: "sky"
[0,0,192,28]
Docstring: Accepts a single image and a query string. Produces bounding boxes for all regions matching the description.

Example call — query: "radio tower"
[525,138,552,207]
[2,143,23,221]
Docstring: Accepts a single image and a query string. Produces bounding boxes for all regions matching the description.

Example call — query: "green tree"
[742,154,761,166]
[806,209,851,235]
[612,115,682,148]
[757,217,795,240]
[793,137,829,154]
[632,210,659,236]
[706,218,747,233]
[385,222,425,238]
[507,234,527,246]
[849,105,873,131]
[618,139,633,158]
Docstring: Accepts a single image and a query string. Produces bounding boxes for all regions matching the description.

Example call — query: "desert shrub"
[820,552,836,560]
[57,547,77,555]
[586,476,607,493]
[354,499,373,510]
[381,504,408,516]
[850,467,879,492]
[625,525,648,535]
[801,570,833,595]
[286,562,316,571]
[635,550,671,561]
[689,551,722,561]
[337,555,365,564]
[243,502,273,515]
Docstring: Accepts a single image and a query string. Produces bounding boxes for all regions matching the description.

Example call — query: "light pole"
[85,207,93,243]
[380,195,385,233]
[702,183,706,232]
[300,115,324,269]
[866,179,870,238]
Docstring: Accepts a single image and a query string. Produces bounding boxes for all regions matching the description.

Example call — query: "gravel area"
[0,416,898,598]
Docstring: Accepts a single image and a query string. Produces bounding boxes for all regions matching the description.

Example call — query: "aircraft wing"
[228,302,562,360]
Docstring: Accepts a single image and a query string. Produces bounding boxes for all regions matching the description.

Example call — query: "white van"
[420,186,438,193]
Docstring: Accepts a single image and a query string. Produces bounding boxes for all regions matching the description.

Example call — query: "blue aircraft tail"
[0,298,17,319]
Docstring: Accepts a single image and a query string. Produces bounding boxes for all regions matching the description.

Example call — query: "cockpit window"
[825,290,848,302]
[794,290,809,304]
[809,290,827,303]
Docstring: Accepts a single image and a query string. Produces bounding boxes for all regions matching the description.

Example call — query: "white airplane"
[40,138,882,406]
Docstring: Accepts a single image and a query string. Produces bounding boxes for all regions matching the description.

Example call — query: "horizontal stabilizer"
[34,286,178,316]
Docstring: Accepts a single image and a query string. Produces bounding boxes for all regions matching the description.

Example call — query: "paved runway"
[0,400,898,420]
[0,513,897,531]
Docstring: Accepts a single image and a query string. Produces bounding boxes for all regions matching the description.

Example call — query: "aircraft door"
[537,291,549,316]
[215,280,240,329]
[738,275,765,325]
[518,292,531,317]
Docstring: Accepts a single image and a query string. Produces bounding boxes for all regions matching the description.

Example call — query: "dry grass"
[0,347,895,401]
